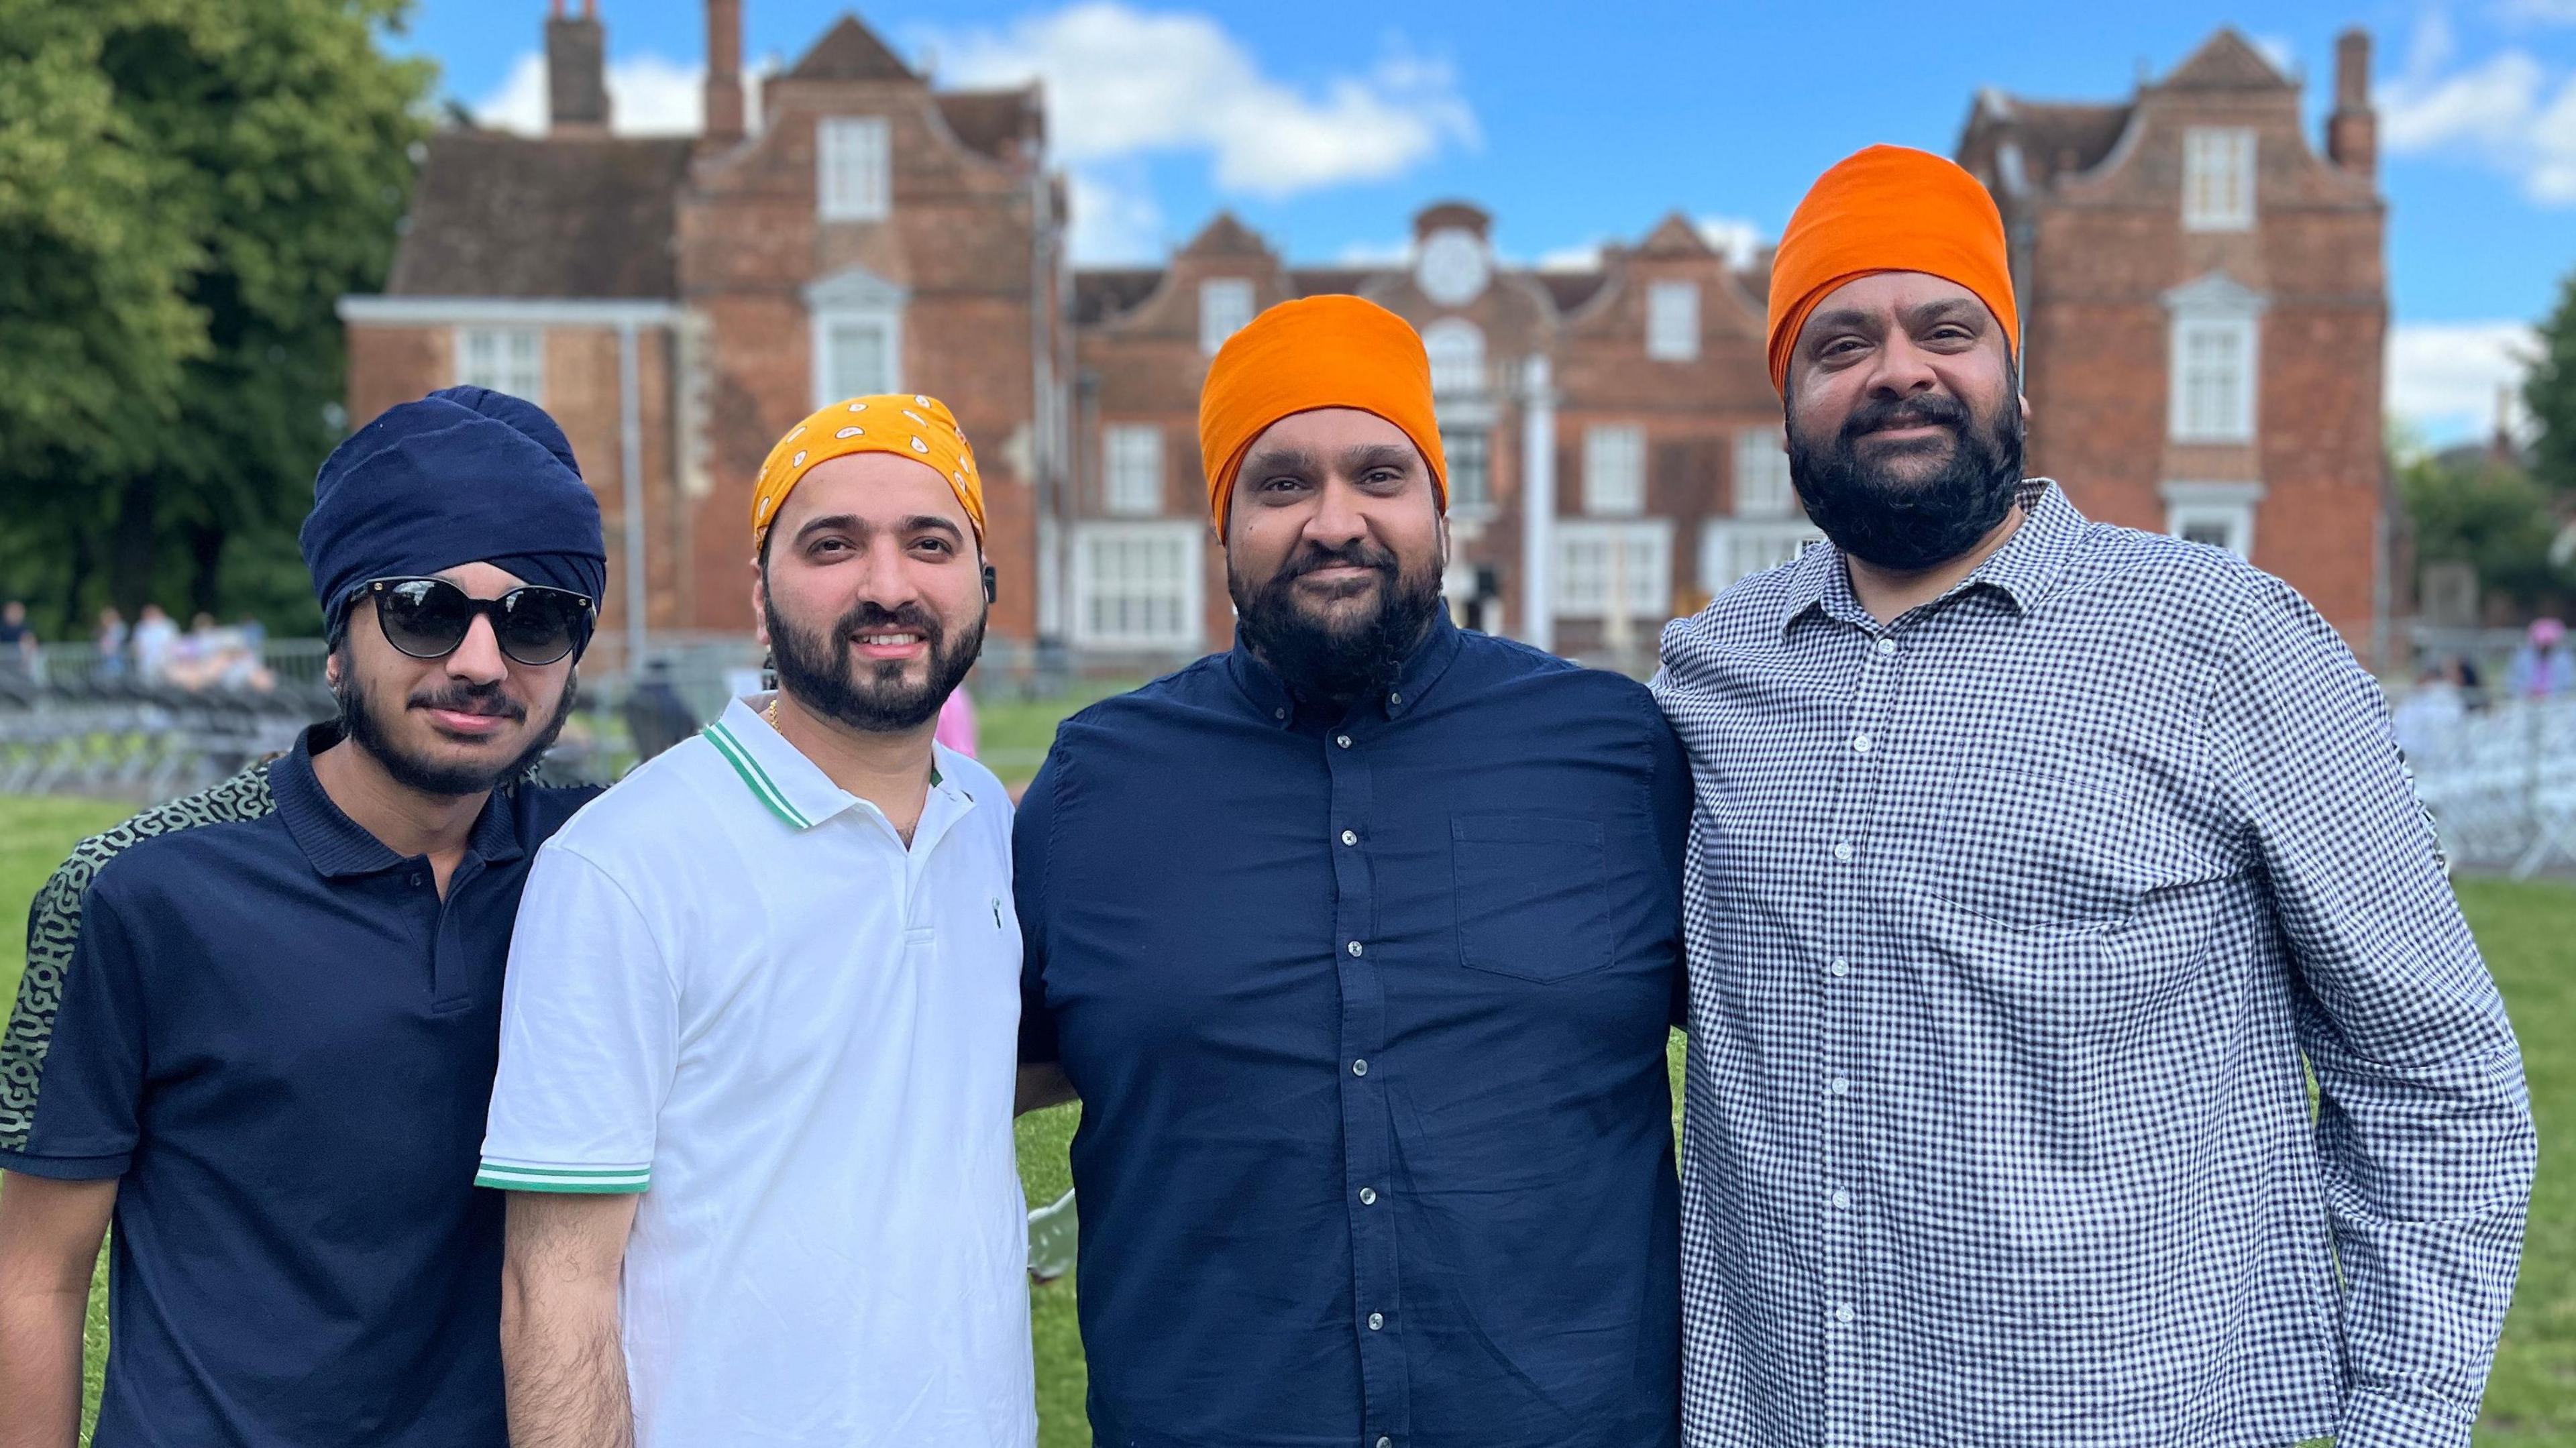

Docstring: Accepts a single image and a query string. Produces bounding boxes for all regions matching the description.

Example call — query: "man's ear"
[749,557,771,650]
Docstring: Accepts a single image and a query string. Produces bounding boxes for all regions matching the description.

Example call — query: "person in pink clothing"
[934,684,979,758]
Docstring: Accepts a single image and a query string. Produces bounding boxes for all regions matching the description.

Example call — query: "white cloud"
[1334,237,1414,266]
[471,50,766,136]
[2388,321,2539,441]
[1065,170,1164,264]
[1695,216,1763,267]
[1534,243,1603,272]
[2496,0,2576,25]
[2252,34,2299,76]
[926,3,1478,199]
[2380,15,2576,203]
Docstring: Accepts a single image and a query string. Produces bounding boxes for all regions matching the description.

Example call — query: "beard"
[335,664,575,798]
[1228,535,1445,708]
[1787,384,2026,571]
[763,575,985,734]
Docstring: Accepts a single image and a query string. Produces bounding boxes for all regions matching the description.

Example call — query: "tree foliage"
[2529,266,2576,500]
[2402,451,2569,610]
[0,0,432,636]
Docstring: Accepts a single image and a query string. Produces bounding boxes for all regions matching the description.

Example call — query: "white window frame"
[1443,429,1492,513]
[1554,519,1673,620]
[1199,278,1254,355]
[818,115,892,222]
[1646,280,1700,361]
[2164,272,2265,445]
[2183,127,2255,232]
[1583,424,1647,517]
[1102,424,1164,516]
[2161,480,2263,559]
[1422,319,1486,396]
[1070,520,1203,650]
[1731,427,1794,518]
[804,265,909,406]
[455,326,544,402]
[1701,517,1821,592]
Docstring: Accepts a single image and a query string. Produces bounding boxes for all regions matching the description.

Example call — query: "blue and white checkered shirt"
[1653,482,2535,1448]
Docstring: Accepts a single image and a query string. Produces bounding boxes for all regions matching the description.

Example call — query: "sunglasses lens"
[496,590,585,665]
[377,580,472,658]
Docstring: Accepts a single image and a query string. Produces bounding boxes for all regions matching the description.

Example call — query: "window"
[1584,425,1646,516]
[1444,430,1491,511]
[1423,319,1485,396]
[1732,427,1794,518]
[1647,280,1699,361]
[1102,425,1163,516]
[2170,317,2256,443]
[818,116,891,221]
[2183,127,2255,231]
[1071,521,1203,649]
[456,327,543,402]
[1554,520,1672,619]
[2161,481,2261,559]
[815,317,898,402]
[1701,518,1820,591]
[1199,278,1254,355]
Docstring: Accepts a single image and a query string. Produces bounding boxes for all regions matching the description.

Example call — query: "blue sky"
[398,0,2576,443]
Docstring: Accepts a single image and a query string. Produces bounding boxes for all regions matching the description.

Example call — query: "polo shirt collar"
[700,695,963,832]
[1228,611,1466,729]
[270,724,530,878]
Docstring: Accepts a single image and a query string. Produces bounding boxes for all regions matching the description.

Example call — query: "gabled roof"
[1073,269,1163,325]
[1635,213,1716,260]
[384,129,694,298]
[2162,28,2293,91]
[789,15,916,82]
[936,87,1041,162]
[1179,212,1273,260]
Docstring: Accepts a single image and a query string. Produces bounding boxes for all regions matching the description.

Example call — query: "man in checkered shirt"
[1654,145,2535,1447]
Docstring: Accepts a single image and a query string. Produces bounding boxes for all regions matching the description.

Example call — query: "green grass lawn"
[5,793,2571,1444]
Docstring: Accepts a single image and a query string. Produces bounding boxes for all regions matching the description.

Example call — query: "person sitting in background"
[2392,661,2469,767]
[2507,617,2570,700]
[129,604,176,683]
[619,656,699,763]
[0,602,34,680]
[93,608,129,680]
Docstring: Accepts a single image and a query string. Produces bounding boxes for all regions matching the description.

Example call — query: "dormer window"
[2183,128,2255,231]
[1199,279,1254,355]
[818,116,890,221]
[1646,281,1699,361]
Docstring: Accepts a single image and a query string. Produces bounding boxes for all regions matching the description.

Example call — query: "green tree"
[0,0,432,637]
[2529,266,2576,499]
[2402,451,2569,610]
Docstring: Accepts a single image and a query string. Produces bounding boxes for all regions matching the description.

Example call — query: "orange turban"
[1197,294,1447,536]
[1765,144,2018,396]
[751,393,985,548]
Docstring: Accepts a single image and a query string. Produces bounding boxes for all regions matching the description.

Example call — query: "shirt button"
[1341,830,1358,846]
[1835,1304,1856,1324]
[1368,1311,1385,1331]
[1831,1188,1851,1209]
[1352,1058,1369,1076]
[1850,733,1872,753]
[409,873,424,887]
[1336,734,1352,748]
[1378,1439,1393,1448]
[1274,707,1287,721]
[1359,1186,1378,1205]
[1876,638,1898,657]
[1389,691,1401,706]
[1832,841,1855,862]
[1828,1076,1849,1095]
[1348,940,1364,957]
[1829,957,1849,977]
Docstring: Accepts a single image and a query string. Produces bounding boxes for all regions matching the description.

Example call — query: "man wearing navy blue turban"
[0,388,616,1447]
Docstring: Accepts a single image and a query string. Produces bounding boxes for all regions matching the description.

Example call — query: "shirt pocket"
[1912,765,2163,932]
[1451,813,1611,983]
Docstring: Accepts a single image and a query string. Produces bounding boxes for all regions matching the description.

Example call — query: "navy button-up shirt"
[0,726,596,1446]
[1018,616,1689,1448]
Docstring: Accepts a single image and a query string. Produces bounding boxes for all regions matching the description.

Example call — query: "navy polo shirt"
[0,726,596,1447]
[1017,616,1689,1448]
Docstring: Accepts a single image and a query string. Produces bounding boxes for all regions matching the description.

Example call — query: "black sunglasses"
[364,577,594,667]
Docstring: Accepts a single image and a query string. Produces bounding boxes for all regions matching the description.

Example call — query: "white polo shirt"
[479,696,1034,1448]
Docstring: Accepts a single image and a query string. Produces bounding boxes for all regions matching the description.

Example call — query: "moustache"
[832,601,947,651]
[1841,391,1970,445]
[410,682,526,721]
[1278,539,1399,584]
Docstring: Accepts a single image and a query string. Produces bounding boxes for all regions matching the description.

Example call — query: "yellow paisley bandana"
[750,393,985,547]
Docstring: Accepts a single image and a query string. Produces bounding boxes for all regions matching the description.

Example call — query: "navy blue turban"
[301,387,608,634]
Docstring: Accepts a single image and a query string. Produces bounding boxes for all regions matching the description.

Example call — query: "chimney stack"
[704,0,744,143]
[546,0,610,136]
[2327,28,2376,178]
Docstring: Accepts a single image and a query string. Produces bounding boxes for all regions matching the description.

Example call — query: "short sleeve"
[0,879,150,1179]
[1013,747,1063,1065]
[476,844,675,1194]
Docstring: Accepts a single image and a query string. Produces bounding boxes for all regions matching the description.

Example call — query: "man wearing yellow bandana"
[480,394,1035,1448]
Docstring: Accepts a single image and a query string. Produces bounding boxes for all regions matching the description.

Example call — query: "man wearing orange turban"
[1016,293,1690,1446]
[1657,146,2532,1445]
